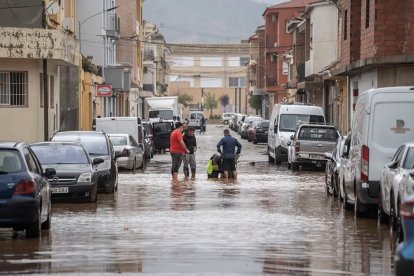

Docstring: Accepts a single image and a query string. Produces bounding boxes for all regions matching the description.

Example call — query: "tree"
[204,92,218,118]
[219,94,230,111]
[249,95,262,114]
[178,93,193,108]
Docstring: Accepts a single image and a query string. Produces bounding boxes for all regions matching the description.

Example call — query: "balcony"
[0,27,80,66]
[106,14,120,40]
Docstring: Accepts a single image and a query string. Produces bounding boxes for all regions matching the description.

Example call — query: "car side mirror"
[115,151,123,159]
[388,160,398,169]
[324,152,333,160]
[44,168,56,177]
[93,158,105,165]
[274,125,278,133]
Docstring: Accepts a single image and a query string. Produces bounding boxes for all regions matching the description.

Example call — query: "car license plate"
[310,155,324,160]
[51,187,69,194]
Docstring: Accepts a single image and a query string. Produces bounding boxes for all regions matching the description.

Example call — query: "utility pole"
[42,1,49,140]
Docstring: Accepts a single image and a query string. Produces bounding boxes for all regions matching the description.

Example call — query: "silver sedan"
[108,134,144,171]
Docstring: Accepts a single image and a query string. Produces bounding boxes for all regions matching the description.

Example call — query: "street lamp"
[78,6,119,54]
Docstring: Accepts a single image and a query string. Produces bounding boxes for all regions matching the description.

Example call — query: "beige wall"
[0,59,59,142]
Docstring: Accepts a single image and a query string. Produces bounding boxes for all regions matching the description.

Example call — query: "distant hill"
[143,0,269,43]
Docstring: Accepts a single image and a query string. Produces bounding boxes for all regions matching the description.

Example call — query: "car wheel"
[287,162,291,170]
[88,185,98,203]
[26,209,41,238]
[333,176,339,198]
[343,182,353,211]
[291,162,299,171]
[41,202,52,230]
[275,156,282,165]
[354,191,367,218]
[268,151,274,163]
[377,192,389,224]
[390,194,399,231]
[104,173,116,193]
[132,158,137,173]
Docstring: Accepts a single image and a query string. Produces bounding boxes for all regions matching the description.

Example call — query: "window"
[228,56,250,67]
[0,72,28,107]
[282,62,289,75]
[344,10,348,40]
[172,56,194,67]
[200,57,222,67]
[229,77,246,87]
[365,0,370,28]
[200,77,222,88]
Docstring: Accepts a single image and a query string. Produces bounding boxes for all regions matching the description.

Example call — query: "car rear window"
[109,136,128,146]
[32,145,89,165]
[52,134,109,155]
[298,127,338,141]
[0,149,24,173]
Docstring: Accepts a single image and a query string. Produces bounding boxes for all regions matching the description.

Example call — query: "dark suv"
[50,131,119,193]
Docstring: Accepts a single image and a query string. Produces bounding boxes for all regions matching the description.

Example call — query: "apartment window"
[229,77,246,88]
[282,62,289,75]
[172,56,194,67]
[344,10,348,40]
[200,77,222,88]
[0,72,28,107]
[365,0,370,28]
[200,57,222,67]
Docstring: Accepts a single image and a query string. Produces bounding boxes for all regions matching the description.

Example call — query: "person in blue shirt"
[216,129,242,180]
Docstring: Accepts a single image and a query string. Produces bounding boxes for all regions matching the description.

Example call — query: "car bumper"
[356,180,380,205]
[0,198,39,227]
[51,182,97,200]
[294,158,327,167]
[117,157,134,169]
[255,133,268,142]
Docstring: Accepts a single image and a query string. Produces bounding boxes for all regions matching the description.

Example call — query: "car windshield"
[153,122,173,133]
[279,114,325,132]
[260,121,270,128]
[403,147,414,169]
[0,149,24,174]
[298,127,338,141]
[149,110,173,120]
[52,134,109,155]
[32,145,89,165]
[109,136,128,146]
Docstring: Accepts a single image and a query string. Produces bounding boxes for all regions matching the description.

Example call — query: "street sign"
[96,84,112,97]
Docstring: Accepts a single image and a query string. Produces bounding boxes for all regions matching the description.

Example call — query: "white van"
[268,104,325,164]
[95,117,145,148]
[188,111,205,130]
[344,87,414,217]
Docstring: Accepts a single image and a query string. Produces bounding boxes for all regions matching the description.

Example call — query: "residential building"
[0,0,79,142]
[327,0,414,133]
[116,0,144,118]
[262,0,317,117]
[168,43,253,119]
[76,0,122,117]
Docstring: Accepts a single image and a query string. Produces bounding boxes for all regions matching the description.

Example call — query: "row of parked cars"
[223,113,269,145]
[0,116,177,239]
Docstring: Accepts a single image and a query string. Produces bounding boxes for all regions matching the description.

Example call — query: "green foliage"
[82,55,102,76]
[204,92,218,117]
[219,94,230,107]
[249,95,262,113]
[178,93,193,107]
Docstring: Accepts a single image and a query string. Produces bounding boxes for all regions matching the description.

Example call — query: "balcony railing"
[106,14,120,39]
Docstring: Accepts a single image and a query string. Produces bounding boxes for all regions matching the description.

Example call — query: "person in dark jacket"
[183,128,197,179]
[217,129,242,180]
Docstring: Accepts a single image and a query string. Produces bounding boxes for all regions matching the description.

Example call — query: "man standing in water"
[170,122,190,181]
[217,129,242,180]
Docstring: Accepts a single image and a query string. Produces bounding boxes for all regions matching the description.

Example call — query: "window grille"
[0,72,28,107]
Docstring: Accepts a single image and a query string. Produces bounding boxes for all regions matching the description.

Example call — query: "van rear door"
[369,93,414,181]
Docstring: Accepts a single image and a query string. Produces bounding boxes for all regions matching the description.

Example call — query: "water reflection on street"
[0,125,395,275]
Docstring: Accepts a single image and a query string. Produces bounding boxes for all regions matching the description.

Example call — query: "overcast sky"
[255,0,286,4]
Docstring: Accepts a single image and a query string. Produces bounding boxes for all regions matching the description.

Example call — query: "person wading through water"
[183,128,197,179]
[170,122,190,181]
[216,129,242,180]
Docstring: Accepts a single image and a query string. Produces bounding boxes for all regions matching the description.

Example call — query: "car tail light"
[361,145,369,182]
[122,148,130,157]
[13,179,35,196]
[295,142,300,155]
[400,199,414,219]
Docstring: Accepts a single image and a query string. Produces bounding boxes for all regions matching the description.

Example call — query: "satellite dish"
[47,2,60,15]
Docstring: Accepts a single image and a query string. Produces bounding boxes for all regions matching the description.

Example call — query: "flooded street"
[0,125,395,275]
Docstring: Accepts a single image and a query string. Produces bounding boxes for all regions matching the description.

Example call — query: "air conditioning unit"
[274,42,279,48]
[62,18,74,33]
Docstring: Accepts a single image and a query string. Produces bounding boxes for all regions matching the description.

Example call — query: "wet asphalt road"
[0,125,396,275]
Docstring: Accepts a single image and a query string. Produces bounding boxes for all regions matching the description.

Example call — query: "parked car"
[50,131,120,193]
[344,87,414,217]
[188,110,205,131]
[395,193,414,275]
[0,142,56,238]
[287,124,339,171]
[142,122,155,159]
[221,112,236,125]
[240,116,262,139]
[108,134,144,171]
[251,120,270,144]
[153,121,174,153]
[324,136,347,197]
[229,114,240,130]
[30,142,104,203]
[235,114,247,134]
[268,103,325,165]
[378,143,414,240]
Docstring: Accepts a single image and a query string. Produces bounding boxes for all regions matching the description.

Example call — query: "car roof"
[299,124,337,128]
[30,141,83,147]
[54,131,105,136]
[0,142,24,148]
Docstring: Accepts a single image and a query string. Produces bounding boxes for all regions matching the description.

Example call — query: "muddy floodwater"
[0,125,395,275]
